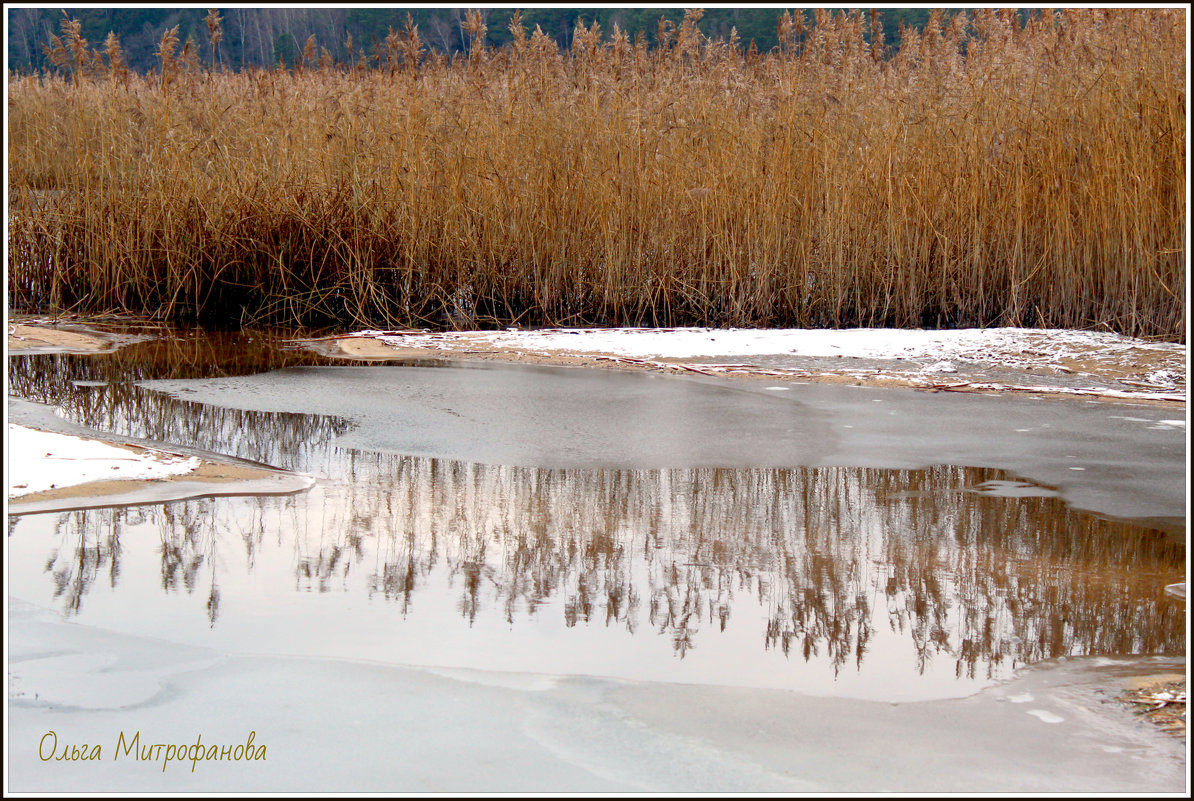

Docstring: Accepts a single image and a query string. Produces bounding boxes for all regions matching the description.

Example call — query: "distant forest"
[8,7,976,73]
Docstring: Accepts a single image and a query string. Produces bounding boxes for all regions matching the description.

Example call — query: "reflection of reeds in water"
[39,500,258,628]
[8,337,355,471]
[8,327,326,392]
[30,457,1182,678]
[44,508,125,615]
[157,501,226,627]
[305,461,1186,675]
[872,469,1185,677]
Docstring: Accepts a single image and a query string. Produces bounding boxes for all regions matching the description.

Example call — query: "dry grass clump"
[1117,679,1186,738]
[7,9,1186,338]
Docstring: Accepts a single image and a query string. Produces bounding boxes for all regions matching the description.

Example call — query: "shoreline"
[8,317,1185,406]
[7,320,150,355]
[305,326,1188,407]
[6,409,316,516]
[7,451,316,516]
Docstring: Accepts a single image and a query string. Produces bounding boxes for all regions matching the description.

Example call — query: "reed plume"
[204,8,223,70]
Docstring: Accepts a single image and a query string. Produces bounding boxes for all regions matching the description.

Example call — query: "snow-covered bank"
[7,425,202,497]
[365,325,1184,364]
[5,422,317,514]
[324,326,1187,403]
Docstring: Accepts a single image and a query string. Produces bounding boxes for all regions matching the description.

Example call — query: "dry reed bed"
[7,9,1186,338]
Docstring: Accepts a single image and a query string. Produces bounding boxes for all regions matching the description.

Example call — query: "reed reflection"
[9,332,357,470]
[43,507,126,616]
[25,458,1185,680]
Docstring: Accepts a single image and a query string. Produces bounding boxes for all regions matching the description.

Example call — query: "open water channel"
[5,325,1187,792]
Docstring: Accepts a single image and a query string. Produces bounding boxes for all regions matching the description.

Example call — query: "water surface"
[6,329,1185,702]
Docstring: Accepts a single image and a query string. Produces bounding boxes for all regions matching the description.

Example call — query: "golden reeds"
[204,8,223,71]
[7,9,1186,338]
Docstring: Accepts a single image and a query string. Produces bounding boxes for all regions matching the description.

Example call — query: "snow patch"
[7,425,201,498]
[344,326,1186,403]
[1027,709,1065,724]
[364,326,1183,365]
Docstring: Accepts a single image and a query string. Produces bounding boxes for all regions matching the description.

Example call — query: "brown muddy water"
[5,328,1186,702]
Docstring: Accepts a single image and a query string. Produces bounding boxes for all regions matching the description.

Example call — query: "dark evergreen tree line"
[8,7,972,74]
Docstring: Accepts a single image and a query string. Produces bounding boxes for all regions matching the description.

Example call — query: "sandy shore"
[6,420,315,516]
[7,321,148,354]
[9,318,1185,404]
[8,451,314,515]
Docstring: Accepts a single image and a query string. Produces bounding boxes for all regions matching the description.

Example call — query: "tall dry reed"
[7,9,1186,339]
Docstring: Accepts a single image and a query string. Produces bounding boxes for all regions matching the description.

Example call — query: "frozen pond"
[6,328,1187,791]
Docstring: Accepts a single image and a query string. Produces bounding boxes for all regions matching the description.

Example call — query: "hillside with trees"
[8,7,958,73]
